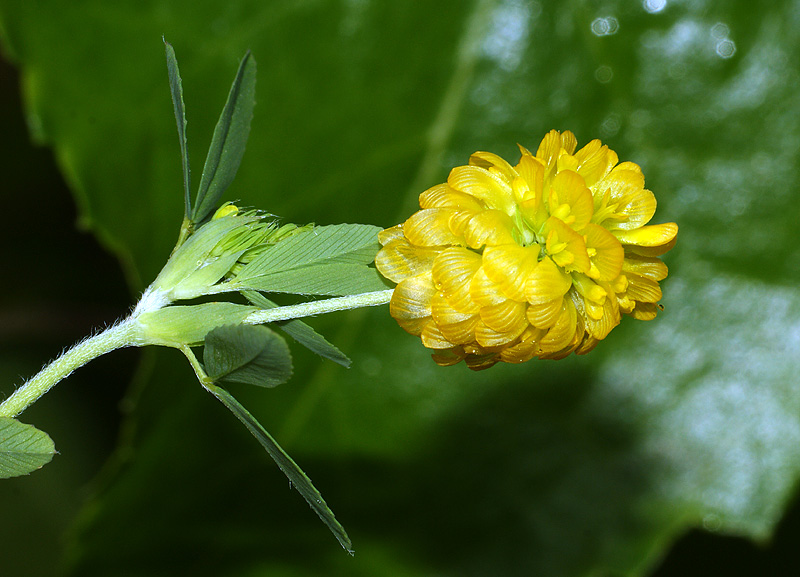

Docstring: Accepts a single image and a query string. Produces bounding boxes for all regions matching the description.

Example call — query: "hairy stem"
[243,289,394,324]
[0,319,139,418]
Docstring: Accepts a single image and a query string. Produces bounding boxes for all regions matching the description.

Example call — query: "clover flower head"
[376,130,678,370]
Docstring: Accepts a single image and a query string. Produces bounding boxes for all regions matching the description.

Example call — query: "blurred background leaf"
[2,0,800,576]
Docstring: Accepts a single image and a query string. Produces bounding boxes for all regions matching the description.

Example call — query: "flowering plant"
[0,42,675,552]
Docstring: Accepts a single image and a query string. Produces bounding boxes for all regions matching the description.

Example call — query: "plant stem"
[243,289,394,324]
[0,319,139,418]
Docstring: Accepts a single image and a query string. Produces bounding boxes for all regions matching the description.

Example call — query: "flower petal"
[448,165,515,213]
[526,297,564,328]
[390,274,435,326]
[431,247,482,313]
[542,217,592,275]
[614,222,678,251]
[469,266,506,307]
[624,273,663,303]
[463,209,517,249]
[431,292,480,345]
[469,151,518,183]
[622,253,669,281]
[583,223,624,281]
[480,298,528,334]
[420,183,485,212]
[378,224,405,245]
[482,244,540,301]
[524,255,573,304]
[538,299,578,353]
[474,319,524,348]
[404,208,464,247]
[421,321,456,349]
[547,170,594,230]
[375,237,437,283]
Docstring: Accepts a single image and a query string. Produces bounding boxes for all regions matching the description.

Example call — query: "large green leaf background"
[2,1,800,575]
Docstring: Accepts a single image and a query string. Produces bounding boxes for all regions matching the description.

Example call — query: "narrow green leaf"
[205,383,353,553]
[237,224,382,280]
[193,51,256,224]
[0,417,56,479]
[204,324,292,388]
[243,290,351,367]
[241,262,390,296]
[163,38,192,218]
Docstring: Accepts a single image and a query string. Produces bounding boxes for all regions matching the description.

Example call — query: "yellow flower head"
[376,130,678,370]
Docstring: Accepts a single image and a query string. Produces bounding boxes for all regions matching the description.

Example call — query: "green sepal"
[193,50,257,224]
[243,290,351,367]
[0,417,56,479]
[163,39,192,219]
[231,223,390,295]
[136,302,258,347]
[204,383,353,553]
[204,324,292,387]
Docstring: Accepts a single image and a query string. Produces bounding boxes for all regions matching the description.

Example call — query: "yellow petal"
[524,255,573,304]
[624,273,663,303]
[421,321,456,349]
[482,244,540,302]
[575,335,600,355]
[547,170,594,230]
[463,209,517,249]
[470,266,506,307]
[572,272,607,304]
[447,165,515,213]
[404,208,464,247]
[526,297,563,328]
[378,224,405,246]
[581,283,620,340]
[499,326,548,363]
[535,129,564,170]
[591,169,656,231]
[431,247,482,313]
[560,131,578,155]
[538,299,578,353]
[614,222,678,250]
[420,183,484,212]
[431,292,479,345]
[480,299,528,334]
[469,151,518,183]
[629,301,660,320]
[542,217,592,275]
[574,140,618,187]
[474,319,524,348]
[390,274,436,329]
[583,223,624,281]
[622,254,669,281]
[375,237,437,283]
[464,353,501,371]
[431,347,467,367]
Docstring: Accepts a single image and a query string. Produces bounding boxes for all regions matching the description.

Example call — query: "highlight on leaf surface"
[376,130,678,370]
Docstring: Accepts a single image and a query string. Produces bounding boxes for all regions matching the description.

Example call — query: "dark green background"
[2,1,800,575]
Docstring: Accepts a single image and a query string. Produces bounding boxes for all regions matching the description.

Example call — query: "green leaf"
[204,324,292,388]
[163,39,191,219]
[240,262,390,296]
[232,223,387,295]
[243,290,351,368]
[237,224,382,278]
[192,50,256,224]
[0,417,56,478]
[204,382,353,553]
